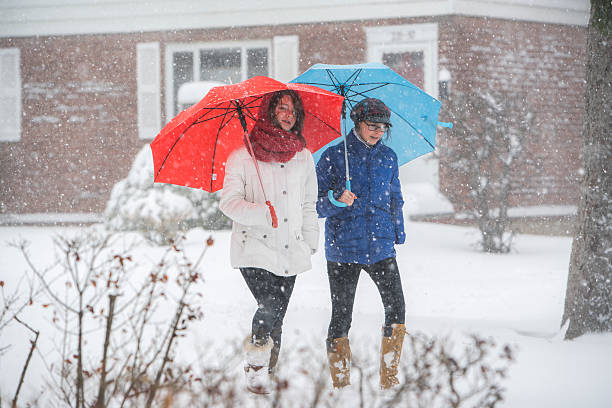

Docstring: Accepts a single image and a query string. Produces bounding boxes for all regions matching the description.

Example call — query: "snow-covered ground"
[1,221,611,407]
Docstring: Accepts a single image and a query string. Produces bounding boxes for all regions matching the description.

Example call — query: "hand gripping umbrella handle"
[266,201,278,228]
[328,181,351,208]
[328,191,347,207]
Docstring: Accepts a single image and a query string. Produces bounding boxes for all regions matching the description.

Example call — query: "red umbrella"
[150,76,343,226]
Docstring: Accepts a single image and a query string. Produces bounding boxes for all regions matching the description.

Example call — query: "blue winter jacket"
[316,129,405,264]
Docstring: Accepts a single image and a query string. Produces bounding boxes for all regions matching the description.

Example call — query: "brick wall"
[0,34,144,213]
[0,16,587,215]
[437,16,586,209]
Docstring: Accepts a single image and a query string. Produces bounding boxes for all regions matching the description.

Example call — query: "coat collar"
[347,128,383,156]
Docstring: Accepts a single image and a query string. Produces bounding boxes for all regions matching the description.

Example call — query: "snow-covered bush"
[105,145,230,244]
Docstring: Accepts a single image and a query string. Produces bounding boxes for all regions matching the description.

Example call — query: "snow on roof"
[0,0,590,38]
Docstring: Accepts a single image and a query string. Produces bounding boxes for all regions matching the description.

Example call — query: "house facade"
[0,0,589,223]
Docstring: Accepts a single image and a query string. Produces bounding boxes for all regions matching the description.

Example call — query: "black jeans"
[240,267,296,367]
[327,257,405,347]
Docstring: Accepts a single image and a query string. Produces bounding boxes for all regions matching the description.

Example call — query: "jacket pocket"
[372,212,395,240]
[372,203,392,215]
[295,231,312,254]
[243,225,273,254]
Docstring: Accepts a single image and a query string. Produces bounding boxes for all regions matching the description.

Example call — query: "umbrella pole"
[342,107,351,192]
[235,102,278,228]
[327,102,351,207]
[242,131,278,229]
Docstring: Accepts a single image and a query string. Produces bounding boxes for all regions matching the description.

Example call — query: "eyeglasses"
[364,122,388,133]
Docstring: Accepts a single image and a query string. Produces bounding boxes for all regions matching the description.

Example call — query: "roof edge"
[0,1,589,38]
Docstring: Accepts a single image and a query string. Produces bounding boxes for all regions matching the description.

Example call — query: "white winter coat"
[219,146,319,276]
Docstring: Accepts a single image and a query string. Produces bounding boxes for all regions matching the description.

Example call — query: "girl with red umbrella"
[219,90,319,394]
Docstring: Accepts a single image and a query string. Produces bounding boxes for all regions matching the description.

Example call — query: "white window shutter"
[137,42,161,140]
[272,36,299,82]
[0,48,21,142]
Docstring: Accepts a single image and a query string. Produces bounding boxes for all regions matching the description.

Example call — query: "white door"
[366,24,439,188]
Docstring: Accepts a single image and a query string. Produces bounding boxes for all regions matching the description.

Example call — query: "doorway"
[366,24,439,188]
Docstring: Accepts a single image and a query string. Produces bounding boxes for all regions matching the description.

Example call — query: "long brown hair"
[268,90,306,145]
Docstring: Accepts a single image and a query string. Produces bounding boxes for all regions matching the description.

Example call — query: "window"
[0,48,21,142]
[382,51,425,90]
[166,41,271,117]
[438,68,451,100]
[246,48,269,78]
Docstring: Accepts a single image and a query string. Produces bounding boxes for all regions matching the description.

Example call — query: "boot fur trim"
[243,336,274,367]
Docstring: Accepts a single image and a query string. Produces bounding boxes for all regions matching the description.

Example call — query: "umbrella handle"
[328,181,351,208]
[266,201,278,228]
[328,190,347,207]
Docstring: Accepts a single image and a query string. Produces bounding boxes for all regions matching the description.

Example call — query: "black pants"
[327,257,405,347]
[240,267,296,367]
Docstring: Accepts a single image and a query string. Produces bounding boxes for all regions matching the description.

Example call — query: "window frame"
[164,40,272,119]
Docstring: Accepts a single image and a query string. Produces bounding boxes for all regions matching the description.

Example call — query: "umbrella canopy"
[290,62,451,166]
[150,76,344,193]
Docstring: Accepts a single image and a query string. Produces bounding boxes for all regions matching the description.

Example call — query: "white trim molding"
[453,0,589,26]
[0,0,590,38]
[272,35,299,83]
[0,48,21,142]
[137,42,161,140]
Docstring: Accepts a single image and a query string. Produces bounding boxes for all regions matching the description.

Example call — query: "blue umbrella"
[290,62,452,206]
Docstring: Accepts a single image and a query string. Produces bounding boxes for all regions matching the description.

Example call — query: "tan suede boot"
[380,324,405,389]
[327,336,351,388]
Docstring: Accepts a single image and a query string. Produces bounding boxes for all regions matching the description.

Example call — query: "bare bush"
[381,332,515,408]
[3,231,514,408]
[10,228,211,408]
[176,332,514,408]
[443,90,534,253]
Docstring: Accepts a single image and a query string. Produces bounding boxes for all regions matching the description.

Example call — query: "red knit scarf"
[245,94,305,163]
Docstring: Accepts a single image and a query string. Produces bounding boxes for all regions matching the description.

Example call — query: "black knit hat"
[349,98,392,126]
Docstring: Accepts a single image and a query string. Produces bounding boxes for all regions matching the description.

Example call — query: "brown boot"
[380,324,405,389]
[327,336,351,388]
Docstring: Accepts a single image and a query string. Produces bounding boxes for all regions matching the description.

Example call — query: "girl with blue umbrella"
[316,98,406,390]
